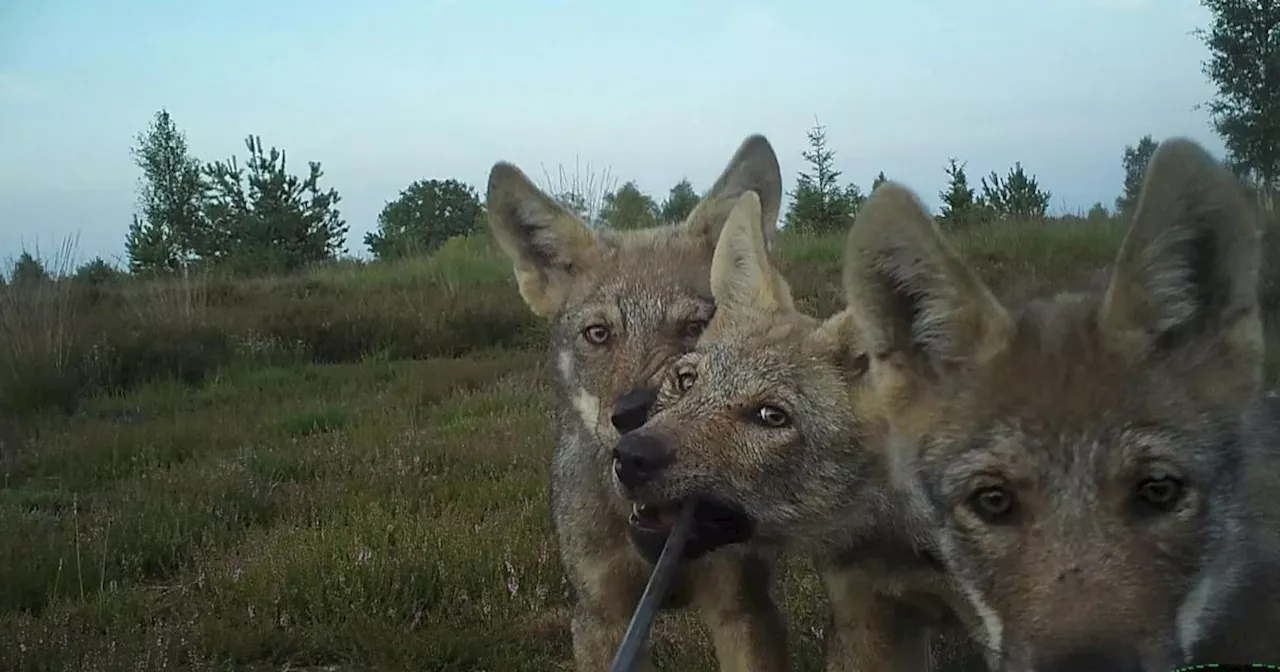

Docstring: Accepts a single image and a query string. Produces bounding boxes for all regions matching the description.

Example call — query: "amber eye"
[1136,475,1184,512]
[583,325,610,345]
[676,370,697,392]
[969,486,1016,523]
[682,320,708,339]
[754,405,790,428]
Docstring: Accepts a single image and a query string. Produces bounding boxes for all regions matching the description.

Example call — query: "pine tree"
[979,163,1051,221]
[202,135,348,273]
[938,158,980,228]
[784,121,864,234]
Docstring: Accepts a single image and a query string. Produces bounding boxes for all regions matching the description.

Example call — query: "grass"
[0,215,1277,670]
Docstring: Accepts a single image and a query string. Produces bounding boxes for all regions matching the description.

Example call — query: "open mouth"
[625,499,753,564]
[628,502,684,533]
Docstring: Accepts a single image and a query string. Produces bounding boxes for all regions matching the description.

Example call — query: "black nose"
[612,432,672,489]
[1038,648,1142,672]
[611,388,657,434]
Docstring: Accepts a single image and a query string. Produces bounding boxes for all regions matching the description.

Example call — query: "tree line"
[6,0,1276,282]
[123,113,348,277]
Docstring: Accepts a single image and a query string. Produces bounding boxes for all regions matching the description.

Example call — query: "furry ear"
[485,161,608,317]
[684,134,784,252]
[709,191,795,315]
[811,308,872,380]
[843,182,1013,401]
[1098,137,1262,369]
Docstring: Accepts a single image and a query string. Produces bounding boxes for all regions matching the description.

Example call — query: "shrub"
[4,211,1277,418]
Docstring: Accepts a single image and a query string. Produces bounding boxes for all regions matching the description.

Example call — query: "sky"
[0,0,1223,268]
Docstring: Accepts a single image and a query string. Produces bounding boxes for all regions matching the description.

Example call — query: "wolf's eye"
[754,405,790,428]
[1136,476,1184,511]
[968,486,1016,523]
[676,370,697,392]
[582,325,611,345]
[682,319,708,339]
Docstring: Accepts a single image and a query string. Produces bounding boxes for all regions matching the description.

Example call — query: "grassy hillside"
[1,214,1277,670]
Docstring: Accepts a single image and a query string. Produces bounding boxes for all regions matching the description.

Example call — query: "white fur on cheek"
[959,579,1004,669]
[1176,522,1242,661]
[557,350,574,383]
[1176,572,1215,662]
[936,533,1004,667]
[573,389,603,436]
[558,349,604,437]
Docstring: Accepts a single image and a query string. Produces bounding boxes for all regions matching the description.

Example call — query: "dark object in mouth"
[626,499,753,564]
[609,501,696,672]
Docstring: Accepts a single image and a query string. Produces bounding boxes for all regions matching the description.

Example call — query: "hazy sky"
[0,0,1222,268]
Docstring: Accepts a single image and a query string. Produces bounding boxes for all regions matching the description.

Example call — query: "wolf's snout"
[1035,647,1142,672]
[611,387,657,434]
[612,432,672,489]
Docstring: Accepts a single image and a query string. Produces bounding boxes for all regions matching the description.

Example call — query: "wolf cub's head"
[843,138,1263,671]
[609,190,882,554]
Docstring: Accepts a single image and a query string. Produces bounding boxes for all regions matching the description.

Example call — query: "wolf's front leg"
[690,549,789,672]
[565,546,654,672]
[571,598,653,672]
[817,564,930,672]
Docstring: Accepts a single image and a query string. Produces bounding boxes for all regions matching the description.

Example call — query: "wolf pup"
[485,135,790,671]
[842,137,1280,671]
[611,190,992,672]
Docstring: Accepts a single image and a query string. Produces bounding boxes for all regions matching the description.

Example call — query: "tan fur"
[618,193,991,672]
[843,137,1280,671]
[486,135,790,671]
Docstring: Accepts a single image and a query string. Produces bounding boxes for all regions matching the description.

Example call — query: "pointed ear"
[843,182,1013,400]
[485,161,608,317]
[1098,137,1262,368]
[709,191,794,315]
[811,308,872,380]
[684,134,783,252]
